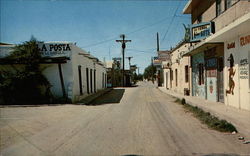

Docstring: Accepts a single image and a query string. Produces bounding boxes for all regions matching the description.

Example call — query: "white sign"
[37,43,72,58]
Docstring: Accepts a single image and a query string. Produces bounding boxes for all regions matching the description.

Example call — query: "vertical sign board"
[190,22,214,42]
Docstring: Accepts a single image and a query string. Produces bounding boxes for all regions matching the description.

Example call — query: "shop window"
[225,0,232,10]
[198,63,204,85]
[185,65,189,83]
[175,69,178,87]
[216,0,222,17]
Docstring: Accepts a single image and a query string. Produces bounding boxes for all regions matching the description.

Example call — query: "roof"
[183,0,200,14]
[0,42,13,45]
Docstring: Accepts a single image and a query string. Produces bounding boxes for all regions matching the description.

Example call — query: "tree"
[143,64,157,81]
[0,37,52,104]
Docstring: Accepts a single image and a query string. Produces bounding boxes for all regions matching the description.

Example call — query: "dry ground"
[0,82,249,156]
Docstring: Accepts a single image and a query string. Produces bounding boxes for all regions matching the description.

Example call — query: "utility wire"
[81,15,177,48]
[161,1,181,43]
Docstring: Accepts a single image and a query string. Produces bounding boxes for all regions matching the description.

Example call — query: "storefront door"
[217,57,224,103]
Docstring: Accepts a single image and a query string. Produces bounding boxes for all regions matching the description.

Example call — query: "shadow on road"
[88,89,125,106]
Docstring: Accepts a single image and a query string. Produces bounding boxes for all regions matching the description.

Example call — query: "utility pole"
[137,67,139,75]
[116,34,131,87]
[157,32,160,52]
[126,56,133,69]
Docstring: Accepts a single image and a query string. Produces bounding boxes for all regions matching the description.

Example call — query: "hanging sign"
[190,22,214,42]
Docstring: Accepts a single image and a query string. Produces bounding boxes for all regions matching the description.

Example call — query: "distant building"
[183,0,250,110]
[154,50,171,86]
[0,42,107,103]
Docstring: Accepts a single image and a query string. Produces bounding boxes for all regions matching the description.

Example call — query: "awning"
[0,57,70,65]
[183,12,250,56]
[183,42,223,56]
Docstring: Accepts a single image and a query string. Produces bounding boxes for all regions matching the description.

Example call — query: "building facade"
[183,0,250,110]
[0,42,107,103]
[163,42,191,95]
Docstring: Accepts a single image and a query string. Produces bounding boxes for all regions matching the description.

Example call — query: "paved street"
[0,82,249,156]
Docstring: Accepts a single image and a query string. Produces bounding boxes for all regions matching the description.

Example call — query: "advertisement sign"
[190,22,214,42]
[158,51,170,61]
[37,43,72,58]
[153,57,161,66]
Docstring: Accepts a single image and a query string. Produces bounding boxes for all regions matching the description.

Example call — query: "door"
[78,66,83,95]
[86,68,89,94]
[90,69,93,93]
[166,72,168,89]
[217,57,224,103]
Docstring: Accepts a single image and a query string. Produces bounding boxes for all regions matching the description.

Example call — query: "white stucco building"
[0,42,107,103]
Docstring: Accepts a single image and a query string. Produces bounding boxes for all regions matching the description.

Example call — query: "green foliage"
[0,37,53,104]
[132,73,143,83]
[175,98,237,133]
[143,64,156,80]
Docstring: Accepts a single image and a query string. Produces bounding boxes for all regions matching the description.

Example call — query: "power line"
[161,1,181,43]
[126,48,155,53]
[81,15,177,48]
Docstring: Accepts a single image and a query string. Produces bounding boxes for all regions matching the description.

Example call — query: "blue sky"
[0,0,190,73]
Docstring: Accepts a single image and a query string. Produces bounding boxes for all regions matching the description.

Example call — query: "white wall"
[71,45,107,102]
[224,33,250,110]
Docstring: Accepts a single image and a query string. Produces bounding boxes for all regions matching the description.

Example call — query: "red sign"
[240,35,250,47]
[227,42,235,49]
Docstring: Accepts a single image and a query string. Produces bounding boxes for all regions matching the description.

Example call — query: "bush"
[175,98,237,133]
[0,38,53,104]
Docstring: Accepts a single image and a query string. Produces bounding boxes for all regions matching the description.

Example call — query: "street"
[0,82,249,156]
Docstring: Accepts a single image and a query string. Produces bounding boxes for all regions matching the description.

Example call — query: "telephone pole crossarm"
[115,34,132,87]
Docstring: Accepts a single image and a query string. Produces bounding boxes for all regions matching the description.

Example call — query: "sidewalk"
[158,87,250,139]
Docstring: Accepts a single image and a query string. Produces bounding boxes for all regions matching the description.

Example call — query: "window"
[216,0,222,17]
[198,63,204,85]
[175,69,178,87]
[185,65,189,83]
[225,0,232,10]
[78,66,83,95]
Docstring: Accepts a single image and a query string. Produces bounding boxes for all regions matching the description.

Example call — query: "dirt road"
[1,82,249,155]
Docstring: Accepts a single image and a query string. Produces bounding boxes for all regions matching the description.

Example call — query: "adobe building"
[0,42,107,103]
[163,41,191,95]
[183,0,250,110]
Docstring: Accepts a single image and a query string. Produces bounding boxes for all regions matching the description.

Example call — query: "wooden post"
[58,63,66,99]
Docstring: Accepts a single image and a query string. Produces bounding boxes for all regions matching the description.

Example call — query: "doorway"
[217,57,224,103]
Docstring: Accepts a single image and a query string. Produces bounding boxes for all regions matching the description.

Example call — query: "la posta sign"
[37,43,72,58]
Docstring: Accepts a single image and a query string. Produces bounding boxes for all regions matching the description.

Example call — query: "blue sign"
[190,22,214,42]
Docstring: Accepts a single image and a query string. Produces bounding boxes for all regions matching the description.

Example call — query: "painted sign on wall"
[239,58,249,79]
[240,35,250,47]
[37,43,72,58]
[190,22,214,42]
